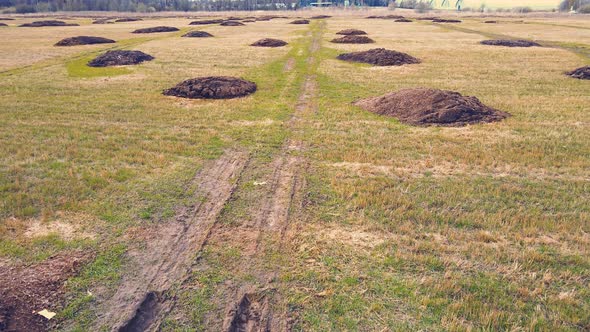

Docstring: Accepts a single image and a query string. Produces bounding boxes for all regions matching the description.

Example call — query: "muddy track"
[95,150,249,331]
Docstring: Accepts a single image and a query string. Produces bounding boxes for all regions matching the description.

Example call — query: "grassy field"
[0,12,589,332]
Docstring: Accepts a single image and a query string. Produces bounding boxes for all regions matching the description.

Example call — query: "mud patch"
[55,36,115,46]
[251,38,287,47]
[331,35,374,44]
[163,76,256,99]
[182,30,213,37]
[337,48,420,66]
[132,26,179,33]
[355,88,510,127]
[290,19,309,24]
[190,19,224,25]
[220,21,245,26]
[480,39,540,47]
[118,292,162,332]
[20,20,78,27]
[566,66,590,79]
[224,292,270,332]
[0,252,90,332]
[88,50,154,67]
[336,28,367,35]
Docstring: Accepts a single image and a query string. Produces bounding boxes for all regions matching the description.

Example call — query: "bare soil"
[55,36,115,46]
[567,66,590,80]
[331,35,375,44]
[0,252,91,332]
[182,30,213,38]
[337,48,420,66]
[87,50,154,67]
[433,18,462,23]
[132,26,179,33]
[20,20,79,27]
[336,29,367,35]
[250,38,287,47]
[481,39,541,47]
[220,21,245,26]
[163,76,257,99]
[190,19,224,25]
[355,88,510,127]
[290,19,309,24]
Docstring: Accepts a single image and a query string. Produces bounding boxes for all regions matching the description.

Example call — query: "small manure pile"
[163,76,257,99]
[190,19,224,25]
[311,15,332,19]
[220,21,245,26]
[132,26,179,33]
[55,36,115,46]
[251,38,287,47]
[337,48,420,66]
[395,18,413,22]
[336,29,367,35]
[432,18,462,23]
[0,23,7,26]
[115,18,142,22]
[290,19,310,24]
[20,20,78,27]
[366,15,405,19]
[480,39,540,47]
[566,66,590,80]
[331,35,375,44]
[484,20,498,23]
[355,88,509,127]
[182,31,213,38]
[88,50,154,67]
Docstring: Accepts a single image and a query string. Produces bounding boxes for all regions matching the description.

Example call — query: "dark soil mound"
[115,18,142,22]
[566,66,590,80]
[88,50,154,67]
[337,48,420,66]
[226,16,243,20]
[163,76,257,99]
[55,36,116,46]
[336,29,367,35]
[132,26,179,33]
[243,19,256,23]
[395,18,413,22]
[220,21,245,26]
[251,38,287,47]
[290,19,310,24]
[92,19,113,24]
[366,15,405,19]
[331,35,375,44]
[355,88,509,126]
[416,17,440,20]
[0,17,15,20]
[20,20,79,27]
[480,39,540,47]
[432,18,462,23]
[0,23,7,26]
[311,15,332,19]
[484,20,498,23]
[190,19,224,25]
[182,30,213,38]
[0,252,89,332]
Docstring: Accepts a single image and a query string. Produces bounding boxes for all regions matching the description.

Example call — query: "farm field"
[0,11,589,331]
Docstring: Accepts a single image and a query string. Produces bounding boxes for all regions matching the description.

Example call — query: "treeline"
[0,0,390,12]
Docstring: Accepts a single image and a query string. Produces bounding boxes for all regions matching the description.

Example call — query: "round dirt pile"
[220,21,245,26]
[190,19,224,25]
[311,15,332,19]
[354,88,510,127]
[336,29,367,35]
[251,38,287,47]
[484,20,498,23]
[0,23,6,26]
[395,18,413,22]
[115,18,142,22]
[290,19,309,24]
[566,66,590,80]
[331,35,375,44]
[182,30,213,38]
[0,17,15,20]
[480,39,540,47]
[20,20,79,27]
[163,76,257,99]
[432,18,462,23]
[88,50,154,67]
[366,15,404,19]
[337,48,420,66]
[55,36,116,46]
[416,17,440,20]
[132,26,179,33]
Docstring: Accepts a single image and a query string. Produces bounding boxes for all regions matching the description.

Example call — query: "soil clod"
[55,36,116,46]
[20,20,78,27]
[290,19,309,24]
[88,50,154,67]
[132,26,179,33]
[331,35,375,44]
[336,29,367,35]
[163,76,257,99]
[337,48,420,66]
[182,30,213,38]
[480,39,540,47]
[355,88,510,126]
[220,21,245,26]
[566,66,590,80]
[251,38,287,47]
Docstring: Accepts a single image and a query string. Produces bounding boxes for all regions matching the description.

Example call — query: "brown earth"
[395,18,413,22]
[182,30,213,38]
[433,18,462,23]
[190,19,224,25]
[355,88,510,127]
[567,66,590,80]
[0,252,91,332]
[337,48,420,66]
[220,21,245,26]
[336,29,367,35]
[132,26,179,33]
[55,36,116,46]
[87,50,154,67]
[481,39,540,47]
[163,76,257,99]
[20,20,79,27]
[251,38,288,47]
[115,18,142,22]
[331,35,375,44]
[290,19,310,24]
